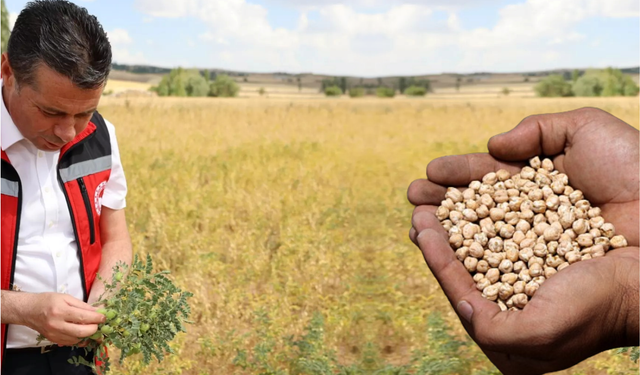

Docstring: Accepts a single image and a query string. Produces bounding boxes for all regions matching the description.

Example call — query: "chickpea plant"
[37,254,193,374]
[437,157,628,311]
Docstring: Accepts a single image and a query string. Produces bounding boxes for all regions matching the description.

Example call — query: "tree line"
[535,68,639,97]
[321,76,432,98]
[150,68,240,97]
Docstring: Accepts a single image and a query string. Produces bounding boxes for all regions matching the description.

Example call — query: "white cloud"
[589,0,639,17]
[108,29,133,45]
[9,12,17,30]
[108,29,146,65]
[133,0,638,75]
[111,48,146,65]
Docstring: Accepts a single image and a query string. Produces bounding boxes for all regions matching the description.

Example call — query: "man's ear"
[1,52,15,89]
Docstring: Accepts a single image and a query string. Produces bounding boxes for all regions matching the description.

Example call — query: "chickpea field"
[99,96,639,375]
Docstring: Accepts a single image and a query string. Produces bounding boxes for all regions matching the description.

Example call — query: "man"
[408,107,639,374]
[1,1,132,374]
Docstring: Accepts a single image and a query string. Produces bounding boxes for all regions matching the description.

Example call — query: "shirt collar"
[1,80,26,151]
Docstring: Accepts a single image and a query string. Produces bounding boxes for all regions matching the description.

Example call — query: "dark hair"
[7,0,111,90]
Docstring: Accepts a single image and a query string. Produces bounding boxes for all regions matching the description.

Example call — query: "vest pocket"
[77,178,96,244]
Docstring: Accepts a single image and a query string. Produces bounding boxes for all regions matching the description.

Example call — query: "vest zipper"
[77,178,96,245]
[58,172,88,301]
[2,162,22,357]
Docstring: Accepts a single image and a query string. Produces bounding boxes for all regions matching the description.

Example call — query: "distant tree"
[173,73,187,97]
[376,86,395,98]
[297,76,302,92]
[1,0,9,53]
[340,77,347,94]
[406,77,432,93]
[185,74,209,97]
[243,77,248,82]
[534,75,573,97]
[348,87,365,98]
[455,76,462,92]
[209,74,240,97]
[622,75,640,96]
[404,86,426,96]
[324,86,342,97]
[258,87,266,96]
[399,77,408,94]
[572,75,603,97]
[501,87,511,96]
[524,77,530,82]
[571,69,581,83]
[571,68,639,97]
[377,77,383,86]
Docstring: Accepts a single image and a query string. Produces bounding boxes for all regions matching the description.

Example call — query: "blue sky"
[5,0,639,76]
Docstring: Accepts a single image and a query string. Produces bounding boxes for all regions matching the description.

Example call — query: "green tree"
[185,74,209,97]
[339,77,347,93]
[376,86,395,98]
[399,77,408,94]
[501,87,511,96]
[534,75,573,97]
[324,86,342,97]
[209,74,239,97]
[404,85,426,96]
[1,0,9,53]
[571,68,639,97]
[622,75,640,96]
[571,69,581,83]
[572,75,603,97]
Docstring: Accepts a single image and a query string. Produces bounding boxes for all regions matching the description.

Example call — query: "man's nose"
[53,118,76,143]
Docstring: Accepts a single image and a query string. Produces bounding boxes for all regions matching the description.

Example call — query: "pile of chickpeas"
[437,157,628,311]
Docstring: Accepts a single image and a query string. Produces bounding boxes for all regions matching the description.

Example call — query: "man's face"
[1,53,104,151]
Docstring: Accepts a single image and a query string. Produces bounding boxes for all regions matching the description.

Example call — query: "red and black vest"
[1,111,112,360]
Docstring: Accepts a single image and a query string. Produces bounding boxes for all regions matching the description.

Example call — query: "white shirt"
[1,82,127,348]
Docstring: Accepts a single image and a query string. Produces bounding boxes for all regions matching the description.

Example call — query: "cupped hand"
[24,292,106,346]
[407,107,639,374]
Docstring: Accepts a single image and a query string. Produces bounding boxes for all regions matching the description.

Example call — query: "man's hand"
[407,107,639,374]
[87,207,132,305]
[2,291,106,346]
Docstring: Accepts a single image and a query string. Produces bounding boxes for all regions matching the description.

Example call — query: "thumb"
[488,109,583,162]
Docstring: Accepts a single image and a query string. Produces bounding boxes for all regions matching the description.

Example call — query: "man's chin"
[38,139,65,151]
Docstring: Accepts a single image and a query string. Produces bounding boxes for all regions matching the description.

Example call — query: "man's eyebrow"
[40,105,96,116]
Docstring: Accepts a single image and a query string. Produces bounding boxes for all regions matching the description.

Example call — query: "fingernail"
[417,229,429,240]
[457,300,474,322]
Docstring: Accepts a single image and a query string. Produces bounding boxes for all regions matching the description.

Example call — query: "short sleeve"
[102,119,127,209]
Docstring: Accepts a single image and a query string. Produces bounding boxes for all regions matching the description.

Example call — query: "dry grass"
[97,96,639,374]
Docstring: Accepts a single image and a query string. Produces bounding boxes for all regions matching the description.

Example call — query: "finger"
[411,209,446,241]
[407,179,447,206]
[63,307,106,325]
[415,229,546,357]
[416,228,496,313]
[409,206,438,244]
[487,109,586,161]
[426,154,524,186]
[47,332,87,347]
[409,227,417,245]
[60,322,100,340]
[64,296,99,312]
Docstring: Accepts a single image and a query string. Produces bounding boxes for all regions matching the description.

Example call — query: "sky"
[5,0,639,77]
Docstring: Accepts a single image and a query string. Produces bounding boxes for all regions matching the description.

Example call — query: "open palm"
[407,108,639,374]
